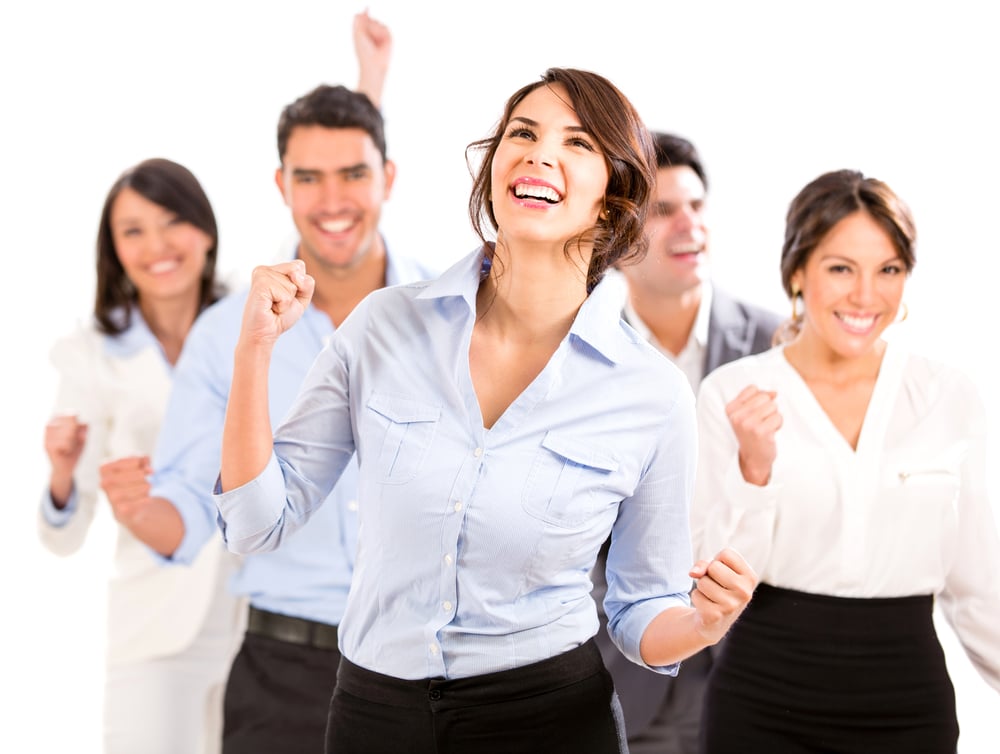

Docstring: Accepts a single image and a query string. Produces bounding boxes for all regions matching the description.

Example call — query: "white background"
[2,1,998,751]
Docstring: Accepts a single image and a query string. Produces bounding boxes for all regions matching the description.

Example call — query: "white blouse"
[692,340,1000,693]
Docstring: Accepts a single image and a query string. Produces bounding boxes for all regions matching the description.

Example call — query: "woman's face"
[792,210,907,360]
[489,83,609,251]
[110,187,212,303]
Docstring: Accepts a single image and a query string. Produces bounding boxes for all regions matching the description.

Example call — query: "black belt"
[247,606,340,651]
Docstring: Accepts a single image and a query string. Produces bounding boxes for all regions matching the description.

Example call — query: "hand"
[353,9,391,108]
[688,547,757,644]
[100,455,154,528]
[240,260,315,348]
[45,414,88,505]
[725,384,781,485]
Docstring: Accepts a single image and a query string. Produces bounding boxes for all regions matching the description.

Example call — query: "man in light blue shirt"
[113,30,437,754]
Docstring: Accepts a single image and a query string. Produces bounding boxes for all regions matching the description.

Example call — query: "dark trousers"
[222,631,341,754]
[326,639,627,754]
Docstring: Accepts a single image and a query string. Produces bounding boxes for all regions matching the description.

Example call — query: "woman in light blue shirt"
[216,68,757,754]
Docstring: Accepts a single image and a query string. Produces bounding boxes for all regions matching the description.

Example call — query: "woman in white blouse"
[692,169,1000,753]
[39,159,244,754]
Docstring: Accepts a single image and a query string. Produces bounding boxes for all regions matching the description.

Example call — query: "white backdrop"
[3,1,998,751]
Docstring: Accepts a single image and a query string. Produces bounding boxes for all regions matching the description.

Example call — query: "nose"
[674,205,696,232]
[149,224,170,255]
[849,273,876,305]
[524,145,554,169]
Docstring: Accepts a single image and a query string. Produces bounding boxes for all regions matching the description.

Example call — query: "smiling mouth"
[836,312,877,332]
[512,183,562,204]
[147,259,181,274]
[319,217,357,233]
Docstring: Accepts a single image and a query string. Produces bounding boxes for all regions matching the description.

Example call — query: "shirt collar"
[691,280,713,348]
[621,278,714,350]
[102,308,159,359]
[417,246,632,365]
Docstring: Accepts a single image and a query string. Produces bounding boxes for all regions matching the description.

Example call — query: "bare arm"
[220,261,314,491]
[639,547,757,666]
[353,9,391,109]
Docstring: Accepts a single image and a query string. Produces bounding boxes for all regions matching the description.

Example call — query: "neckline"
[776,340,903,457]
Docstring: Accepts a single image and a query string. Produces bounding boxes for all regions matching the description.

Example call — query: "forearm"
[220,341,275,491]
[47,472,73,509]
[120,496,185,556]
[639,605,715,667]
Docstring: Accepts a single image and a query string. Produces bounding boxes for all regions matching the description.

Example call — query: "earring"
[790,284,801,320]
[896,302,909,322]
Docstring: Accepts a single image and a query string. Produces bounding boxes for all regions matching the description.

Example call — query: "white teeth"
[514,184,560,202]
[838,313,876,330]
[148,259,180,274]
[670,244,701,255]
[320,218,354,233]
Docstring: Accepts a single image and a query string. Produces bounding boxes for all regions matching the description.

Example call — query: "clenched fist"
[45,414,88,507]
[239,260,315,348]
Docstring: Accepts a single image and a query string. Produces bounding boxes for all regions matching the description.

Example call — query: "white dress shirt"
[215,248,697,681]
[620,276,712,392]
[692,341,1000,692]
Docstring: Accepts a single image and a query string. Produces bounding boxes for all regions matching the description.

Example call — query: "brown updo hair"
[774,169,916,344]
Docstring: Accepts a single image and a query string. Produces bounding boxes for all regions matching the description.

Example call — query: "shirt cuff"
[614,593,691,676]
[40,487,77,527]
[212,454,288,551]
[724,458,781,508]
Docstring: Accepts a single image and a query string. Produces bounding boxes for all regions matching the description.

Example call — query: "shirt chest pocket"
[365,392,441,485]
[522,431,620,528]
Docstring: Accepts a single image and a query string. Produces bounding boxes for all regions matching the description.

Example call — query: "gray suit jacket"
[593,288,783,741]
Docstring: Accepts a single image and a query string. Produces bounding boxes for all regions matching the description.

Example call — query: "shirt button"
[474,447,483,458]
[347,500,359,512]
[428,644,439,655]
[429,689,443,701]
[453,501,463,512]
[443,601,452,612]
[444,554,453,566]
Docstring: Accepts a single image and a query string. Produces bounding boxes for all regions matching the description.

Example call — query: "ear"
[274,166,289,206]
[382,159,397,200]
[790,270,803,297]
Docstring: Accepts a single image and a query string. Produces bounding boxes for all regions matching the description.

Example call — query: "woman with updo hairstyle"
[38,158,243,754]
[692,169,1000,752]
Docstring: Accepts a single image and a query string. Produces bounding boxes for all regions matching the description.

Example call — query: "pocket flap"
[366,392,441,424]
[540,431,619,472]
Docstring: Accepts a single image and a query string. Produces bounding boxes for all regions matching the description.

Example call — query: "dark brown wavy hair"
[95,158,225,335]
[774,169,916,345]
[467,68,656,293]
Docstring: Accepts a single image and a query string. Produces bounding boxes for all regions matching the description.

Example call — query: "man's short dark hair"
[651,132,708,192]
[277,85,387,163]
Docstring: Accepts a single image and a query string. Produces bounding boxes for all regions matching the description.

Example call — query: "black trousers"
[326,639,627,753]
[222,631,341,754]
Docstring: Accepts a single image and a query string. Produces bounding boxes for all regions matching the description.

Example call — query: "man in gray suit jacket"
[593,133,783,754]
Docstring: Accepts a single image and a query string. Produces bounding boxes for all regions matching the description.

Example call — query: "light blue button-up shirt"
[215,247,697,678]
[152,243,436,625]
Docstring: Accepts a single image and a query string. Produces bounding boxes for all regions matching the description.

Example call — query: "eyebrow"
[291,164,371,178]
[821,253,902,265]
[509,116,588,134]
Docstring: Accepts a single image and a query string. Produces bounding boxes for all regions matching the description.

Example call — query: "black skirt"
[700,583,958,754]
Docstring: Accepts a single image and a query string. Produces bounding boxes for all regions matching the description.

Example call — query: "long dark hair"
[467,68,656,293]
[95,158,225,335]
